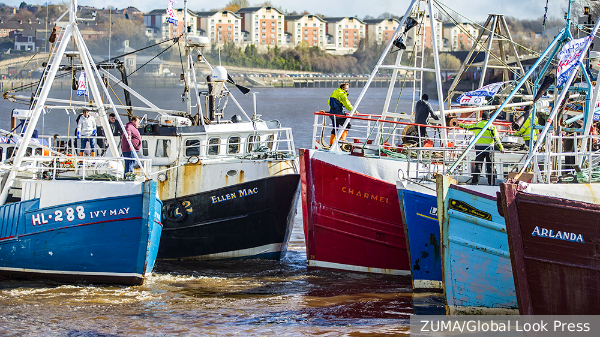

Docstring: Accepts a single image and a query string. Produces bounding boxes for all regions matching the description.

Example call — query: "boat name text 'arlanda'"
[31,206,131,226]
[211,188,259,204]
[341,187,391,204]
[531,226,585,243]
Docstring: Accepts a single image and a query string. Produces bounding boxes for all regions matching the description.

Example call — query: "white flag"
[557,37,589,88]
[166,0,178,26]
[77,71,88,97]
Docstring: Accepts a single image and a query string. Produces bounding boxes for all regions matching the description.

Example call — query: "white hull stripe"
[413,279,443,290]
[0,266,143,278]
[165,243,284,261]
[308,260,411,276]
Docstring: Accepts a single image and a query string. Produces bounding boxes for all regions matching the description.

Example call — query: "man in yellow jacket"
[515,114,538,149]
[459,111,505,185]
[328,83,354,145]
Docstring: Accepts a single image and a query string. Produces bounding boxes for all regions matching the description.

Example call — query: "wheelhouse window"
[155,139,171,158]
[247,135,257,153]
[185,139,200,156]
[266,134,275,150]
[6,146,14,159]
[142,140,149,156]
[208,138,220,155]
[228,136,240,154]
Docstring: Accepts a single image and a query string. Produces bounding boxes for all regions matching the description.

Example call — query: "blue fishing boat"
[396,181,442,291]
[436,175,517,314]
[0,0,163,286]
[0,180,162,285]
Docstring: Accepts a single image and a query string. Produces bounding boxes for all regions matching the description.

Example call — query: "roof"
[285,14,324,22]
[196,11,218,17]
[322,17,346,23]
[363,18,399,25]
[285,15,304,21]
[236,7,263,13]
[236,6,284,15]
[196,11,241,19]
[146,9,165,15]
[323,17,365,24]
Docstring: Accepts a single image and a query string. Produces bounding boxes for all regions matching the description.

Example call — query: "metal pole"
[519,17,600,174]
[448,31,563,173]
[330,0,419,152]
[0,22,73,205]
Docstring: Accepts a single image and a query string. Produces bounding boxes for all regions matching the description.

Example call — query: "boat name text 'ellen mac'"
[212,187,259,204]
[31,206,131,226]
[531,226,585,243]
[341,186,391,204]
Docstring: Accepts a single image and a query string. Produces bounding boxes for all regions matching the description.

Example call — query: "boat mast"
[0,2,75,205]
[183,0,192,116]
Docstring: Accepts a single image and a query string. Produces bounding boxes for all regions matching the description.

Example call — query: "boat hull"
[300,148,410,275]
[158,174,300,260]
[437,176,517,314]
[0,181,162,286]
[397,183,442,290]
[501,182,600,315]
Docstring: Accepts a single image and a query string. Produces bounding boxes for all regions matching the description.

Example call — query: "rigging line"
[112,43,175,86]
[96,36,179,66]
[433,2,538,90]
[108,83,125,107]
[434,0,544,60]
[6,38,51,92]
[178,39,185,76]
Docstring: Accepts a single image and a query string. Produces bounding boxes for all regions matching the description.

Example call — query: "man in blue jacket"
[328,83,354,146]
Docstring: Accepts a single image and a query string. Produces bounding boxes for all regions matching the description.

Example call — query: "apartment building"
[363,18,399,45]
[144,9,197,41]
[196,11,241,43]
[236,7,285,46]
[284,14,326,47]
[442,22,479,51]
[323,17,365,55]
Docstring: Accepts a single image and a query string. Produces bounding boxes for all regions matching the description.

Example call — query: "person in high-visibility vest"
[328,83,355,145]
[459,111,505,185]
[515,113,538,149]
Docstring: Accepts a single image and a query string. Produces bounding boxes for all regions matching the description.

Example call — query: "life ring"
[163,200,188,223]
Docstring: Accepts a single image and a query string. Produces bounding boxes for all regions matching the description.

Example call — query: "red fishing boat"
[300,148,413,274]
[500,181,600,314]
[300,0,527,275]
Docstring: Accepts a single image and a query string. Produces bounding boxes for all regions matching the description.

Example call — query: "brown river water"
[0,86,444,336]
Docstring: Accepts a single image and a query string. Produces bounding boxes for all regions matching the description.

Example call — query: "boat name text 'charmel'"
[341,187,391,204]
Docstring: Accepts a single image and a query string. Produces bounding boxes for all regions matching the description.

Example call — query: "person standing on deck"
[459,111,505,185]
[515,113,538,149]
[76,109,97,156]
[328,83,355,146]
[414,94,439,146]
[121,116,142,174]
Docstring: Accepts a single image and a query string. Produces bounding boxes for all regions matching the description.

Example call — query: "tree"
[222,0,249,12]
[19,2,27,9]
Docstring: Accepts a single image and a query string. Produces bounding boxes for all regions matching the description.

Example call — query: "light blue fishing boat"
[396,181,442,291]
[436,175,517,314]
